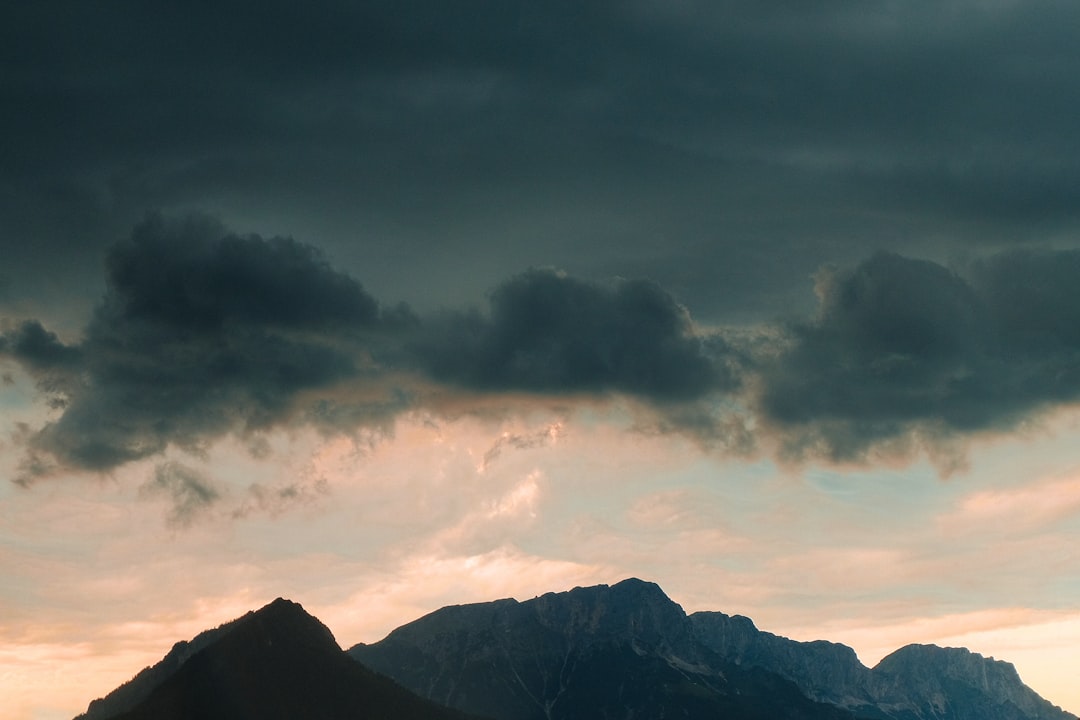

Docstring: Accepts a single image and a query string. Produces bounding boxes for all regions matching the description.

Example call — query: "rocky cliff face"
[690,611,876,708]
[869,645,1068,720]
[689,611,1073,720]
[350,579,1076,720]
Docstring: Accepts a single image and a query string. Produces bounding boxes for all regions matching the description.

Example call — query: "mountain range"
[76,578,1076,720]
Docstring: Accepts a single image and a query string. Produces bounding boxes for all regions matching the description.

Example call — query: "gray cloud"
[757,250,1080,462]
[415,269,735,403]
[967,249,1080,357]
[231,476,331,520]
[6,209,1080,479]
[99,213,382,331]
[0,320,82,407]
[1,216,742,480]
[2,214,407,479]
[139,461,223,528]
[479,422,566,472]
[6,1,1080,331]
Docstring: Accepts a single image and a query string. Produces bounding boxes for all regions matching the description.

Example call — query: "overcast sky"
[4,2,1080,718]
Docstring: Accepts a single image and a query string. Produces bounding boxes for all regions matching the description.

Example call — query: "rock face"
[690,610,876,708]
[349,579,1076,720]
[868,644,1068,720]
[75,597,480,720]
[690,612,1073,720]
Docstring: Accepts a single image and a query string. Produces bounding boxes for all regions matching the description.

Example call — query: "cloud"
[100,212,383,331]
[1,215,744,481]
[938,475,1080,535]
[7,211,1080,481]
[756,250,1080,463]
[0,320,82,408]
[2,213,410,480]
[478,422,564,473]
[7,0,1080,339]
[232,476,331,520]
[138,461,223,528]
[415,268,736,402]
[0,320,81,371]
[967,249,1080,357]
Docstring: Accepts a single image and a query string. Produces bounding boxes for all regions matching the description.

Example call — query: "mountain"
[349,578,857,720]
[75,597,482,720]
[870,644,1069,720]
[690,611,1073,720]
[348,578,1075,720]
[76,580,1074,720]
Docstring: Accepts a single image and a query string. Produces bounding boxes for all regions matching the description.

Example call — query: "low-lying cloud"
[1,215,737,481]
[4,216,1080,482]
[2,214,408,480]
[758,250,1080,462]
[416,269,734,401]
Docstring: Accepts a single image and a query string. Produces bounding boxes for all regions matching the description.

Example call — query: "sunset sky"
[4,2,1080,718]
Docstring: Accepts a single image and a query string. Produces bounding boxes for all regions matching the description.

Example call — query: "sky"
[3,1,1080,718]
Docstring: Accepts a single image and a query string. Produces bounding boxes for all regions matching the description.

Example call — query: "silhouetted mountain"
[349,578,856,720]
[690,611,1074,720]
[76,580,1073,720]
[75,597,482,720]
[869,644,1068,720]
[348,578,1075,720]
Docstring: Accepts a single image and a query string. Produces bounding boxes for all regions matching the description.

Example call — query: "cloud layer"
[6,1,1080,326]
[4,216,1080,479]
[1,215,734,479]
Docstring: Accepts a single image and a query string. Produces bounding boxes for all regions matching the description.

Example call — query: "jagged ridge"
[349,578,1076,720]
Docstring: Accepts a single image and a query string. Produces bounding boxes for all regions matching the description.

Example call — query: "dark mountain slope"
[869,644,1069,720]
[76,597,482,720]
[690,611,1074,720]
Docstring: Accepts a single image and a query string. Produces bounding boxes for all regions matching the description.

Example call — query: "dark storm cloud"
[0,320,81,371]
[2,214,408,479]
[100,213,380,331]
[757,250,1080,461]
[416,269,735,402]
[6,1,1080,329]
[6,209,1080,477]
[0,320,83,407]
[1,215,742,480]
[967,249,1080,356]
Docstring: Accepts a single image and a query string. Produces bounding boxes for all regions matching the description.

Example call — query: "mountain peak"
[611,576,665,592]
[77,597,339,720]
[78,597,481,720]
[875,643,1019,680]
[868,643,1072,720]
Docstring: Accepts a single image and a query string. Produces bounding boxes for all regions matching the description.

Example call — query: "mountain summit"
[75,597,478,720]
